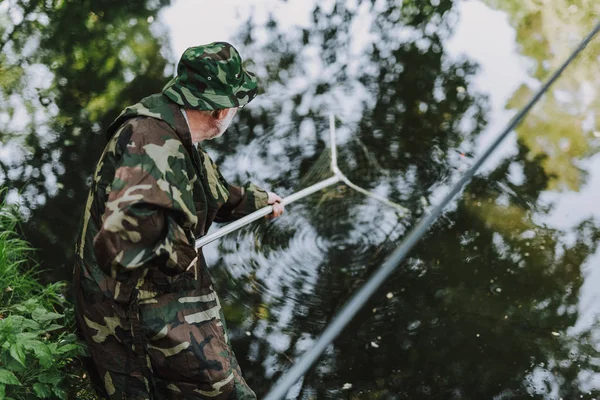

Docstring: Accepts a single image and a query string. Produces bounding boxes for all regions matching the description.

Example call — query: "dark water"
[2,0,600,398]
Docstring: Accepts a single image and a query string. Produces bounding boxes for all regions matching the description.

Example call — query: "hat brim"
[162,71,258,111]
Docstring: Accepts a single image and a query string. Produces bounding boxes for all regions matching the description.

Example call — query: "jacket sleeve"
[93,120,198,279]
[200,152,269,223]
[215,181,270,222]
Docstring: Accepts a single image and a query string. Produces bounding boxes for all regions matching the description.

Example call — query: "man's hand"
[266,192,284,219]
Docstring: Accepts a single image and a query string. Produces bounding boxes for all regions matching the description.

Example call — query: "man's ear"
[213,109,229,120]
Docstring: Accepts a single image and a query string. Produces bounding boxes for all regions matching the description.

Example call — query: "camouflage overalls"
[74,93,268,399]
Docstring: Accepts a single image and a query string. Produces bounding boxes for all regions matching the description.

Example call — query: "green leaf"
[23,299,39,308]
[37,371,62,385]
[22,340,53,368]
[52,386,67,400]
[45,342,58,353]
[13,305,27,313]
[33,382,52,398]
[14,299,39,314]
[16,332,38,341]
[59,333,77,342]
[9,342,25,366]
[31,308,63,324]
[0,383,5,398]
[0,368,20,385]
[45,323,64,332]
[3,358,25,373]
[56,343,80,355]
[19,319,41,332]
[5,315,25,326]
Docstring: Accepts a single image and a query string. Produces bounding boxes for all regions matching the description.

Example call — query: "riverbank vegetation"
[0,200,92,399]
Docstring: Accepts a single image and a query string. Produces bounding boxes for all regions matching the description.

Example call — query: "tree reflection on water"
[0,0,172,279]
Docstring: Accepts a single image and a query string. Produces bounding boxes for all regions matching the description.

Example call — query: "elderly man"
[74,42,283,399]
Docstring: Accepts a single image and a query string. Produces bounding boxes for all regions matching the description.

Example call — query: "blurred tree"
[484,0,600,191]
[0,0,172,281]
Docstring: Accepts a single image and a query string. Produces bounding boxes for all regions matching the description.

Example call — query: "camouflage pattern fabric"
[74,93,268,399]
[162,42,258,111]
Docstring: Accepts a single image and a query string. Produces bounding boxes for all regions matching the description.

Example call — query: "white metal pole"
[337,173,409,215]
[329,113,340,175]
[194,174,341,249]
[195,113,343,249]
[329,113,408,215]
[194,112,410,249]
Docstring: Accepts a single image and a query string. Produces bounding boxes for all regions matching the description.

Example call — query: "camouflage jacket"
[74,94,268,399]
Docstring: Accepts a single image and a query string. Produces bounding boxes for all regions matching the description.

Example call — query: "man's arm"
[200,151,284,222]
[214,181,269,222]
[216,183,284,221]
[93,120,198,282]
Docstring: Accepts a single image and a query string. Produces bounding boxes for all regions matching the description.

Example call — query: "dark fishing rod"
[264,20,600,400]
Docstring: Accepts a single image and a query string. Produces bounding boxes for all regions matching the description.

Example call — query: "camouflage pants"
[74,265,257,400]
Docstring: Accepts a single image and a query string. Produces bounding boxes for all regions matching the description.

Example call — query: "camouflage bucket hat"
[162,42,258,111]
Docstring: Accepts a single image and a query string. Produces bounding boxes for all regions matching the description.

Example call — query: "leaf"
[33,382,52,398]
[18,319,41,332]
[52,386,67,400]
[45,323,64,332]
[9,342,25,366]
[16,332,38,341]
[22,340,53,368]
[0,383,5,398]
[3,358,25,373]
[14,299,39,314]
[31,308,63,324]
[37,371,62,385]
[13,305,27,313]
[60,333,77,342]
[46,342,58,353]
[0,368,20,385]
[56,343,80,355]
[4,315,25,327]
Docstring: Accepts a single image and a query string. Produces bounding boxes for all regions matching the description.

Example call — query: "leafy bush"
[0,298,84,399]
[0,201,93,399]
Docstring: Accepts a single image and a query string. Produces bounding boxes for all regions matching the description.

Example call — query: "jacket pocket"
[139,286,235,390]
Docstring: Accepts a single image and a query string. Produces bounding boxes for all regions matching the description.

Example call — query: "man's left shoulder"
[116,118,193,179]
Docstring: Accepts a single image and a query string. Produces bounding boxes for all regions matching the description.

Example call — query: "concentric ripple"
[201,119,409,346]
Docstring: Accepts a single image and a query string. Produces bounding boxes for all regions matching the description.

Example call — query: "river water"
[2,0,600,398]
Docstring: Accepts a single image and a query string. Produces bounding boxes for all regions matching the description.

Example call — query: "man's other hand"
[266,192,284,219]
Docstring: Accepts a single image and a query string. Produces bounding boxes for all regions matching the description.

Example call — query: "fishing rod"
[195,115,408,249]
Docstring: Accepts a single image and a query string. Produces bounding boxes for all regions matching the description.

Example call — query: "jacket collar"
[106,94,192,146]
[106,93,203,174]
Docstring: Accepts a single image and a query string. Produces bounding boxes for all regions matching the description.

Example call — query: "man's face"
[212,107,238,139]
[187,107,238,143]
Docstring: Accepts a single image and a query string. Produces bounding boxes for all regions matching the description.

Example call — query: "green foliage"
[0,201,93,399]
[0,204,45,308]
[0,299,84,399]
